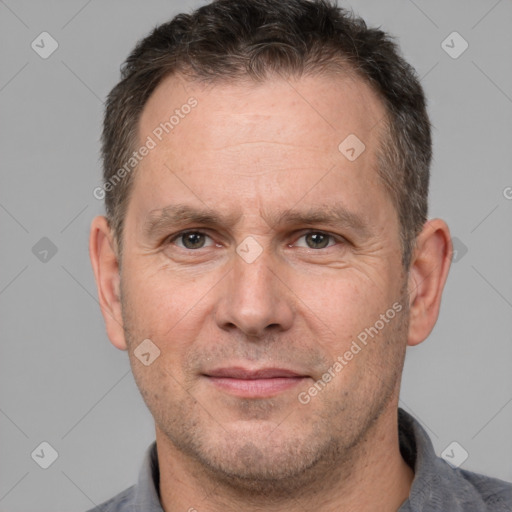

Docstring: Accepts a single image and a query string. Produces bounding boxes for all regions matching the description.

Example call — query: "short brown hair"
[101,0,431,267]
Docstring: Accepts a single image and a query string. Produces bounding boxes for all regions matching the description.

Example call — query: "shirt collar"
[397,408,489,511]
[133,440,164,512]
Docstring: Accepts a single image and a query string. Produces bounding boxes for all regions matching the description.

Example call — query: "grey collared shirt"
[87,408,511,511]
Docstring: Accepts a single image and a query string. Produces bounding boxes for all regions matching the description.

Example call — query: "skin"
[90,72,452,512]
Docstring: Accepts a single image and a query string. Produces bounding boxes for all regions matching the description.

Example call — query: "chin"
[174,421,340,496]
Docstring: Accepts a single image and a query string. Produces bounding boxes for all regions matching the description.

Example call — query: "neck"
[156,403,414,512]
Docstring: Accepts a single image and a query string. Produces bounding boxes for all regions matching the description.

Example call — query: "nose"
[214,246,295,338]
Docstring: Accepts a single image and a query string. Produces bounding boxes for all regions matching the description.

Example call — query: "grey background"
[0,0,511,510]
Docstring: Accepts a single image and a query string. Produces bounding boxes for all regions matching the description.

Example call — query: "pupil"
[307,233,328,249]
[184,232,204,249]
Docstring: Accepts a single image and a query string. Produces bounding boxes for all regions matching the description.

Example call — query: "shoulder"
[457,468,512,511]
[400,464,512,512]
[84,484,136,512]
[398,408,511,511]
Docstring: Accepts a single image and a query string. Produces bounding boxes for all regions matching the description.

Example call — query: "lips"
[206,367,303,379]
[203,367,308,398]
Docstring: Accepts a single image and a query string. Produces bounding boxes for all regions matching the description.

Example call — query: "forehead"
[139,72,387,164]
[130,72,393,232]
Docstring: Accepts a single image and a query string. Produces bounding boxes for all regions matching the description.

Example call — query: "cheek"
[290,268,406,386]
[291,270,393,338]
[120,274,190,372]
[123,264,202,331]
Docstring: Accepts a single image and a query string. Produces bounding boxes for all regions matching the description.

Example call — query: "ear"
[89,215,127,350]
[406,219,452,347]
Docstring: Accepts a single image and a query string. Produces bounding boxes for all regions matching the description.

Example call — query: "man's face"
[119,73,409,488]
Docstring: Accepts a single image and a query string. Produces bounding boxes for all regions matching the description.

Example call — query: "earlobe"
[406,219,452,347]
[89,216,128,351]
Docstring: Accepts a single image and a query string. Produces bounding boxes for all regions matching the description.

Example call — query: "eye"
[170,231,215,250]
[167,230,342,252]
[293,231,338,249]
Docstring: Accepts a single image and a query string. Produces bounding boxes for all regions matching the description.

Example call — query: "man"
[88,0,511,510]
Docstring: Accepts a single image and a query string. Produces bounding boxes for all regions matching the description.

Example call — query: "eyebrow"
[142,202,371,239]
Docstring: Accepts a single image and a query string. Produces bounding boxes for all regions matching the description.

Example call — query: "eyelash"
[166,229,345,250]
